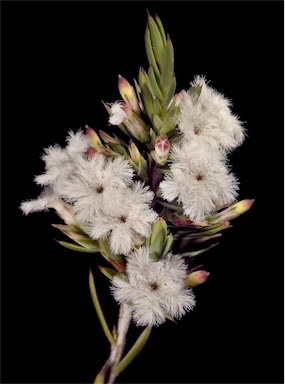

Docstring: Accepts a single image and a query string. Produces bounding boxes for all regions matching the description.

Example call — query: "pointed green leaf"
[155,14,167,47]
[161,37,174,93]
[188,84,203,105]
[153,97,164,119]
[181,243,219,258]
[113,326,152,375]
[145,26,161,79]
[98,265,118,280]
[164,73,177,108]
[160,108,178,135]
[134,79,145,111]
[152,114,163,133]
[148,66,164,101]
[141,84,154,120]
[148,13,165,69]
[89,270,116,345]
[160,234,174,258]
[56,240,99,253]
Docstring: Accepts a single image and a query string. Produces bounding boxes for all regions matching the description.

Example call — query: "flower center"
[119,216,127,223]
[196,174,203,181]
[96,185,104,194]
[149,282,159,291]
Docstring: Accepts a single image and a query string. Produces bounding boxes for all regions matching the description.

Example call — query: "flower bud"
[85,125,104,151]
[128,140,148,177]
[185,270,210,287]
[212,199,254,223]
[151,134,170,165]
[48,198,80,229]
[124,113,151,144]
[109,102,129,125]
[118,75,140,114]
[147,218,170,261]
[87,147,97,159]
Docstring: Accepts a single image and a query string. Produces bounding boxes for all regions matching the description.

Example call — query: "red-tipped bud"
[118,75,140,114]
[86,147,97,159]
[151,134,170,165]
[155,135,170,158]
[85,125,104,151]
[185,270,210,287]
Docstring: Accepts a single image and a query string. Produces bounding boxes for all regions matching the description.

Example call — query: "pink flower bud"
[185,270,210,287]
[155,135,170,158]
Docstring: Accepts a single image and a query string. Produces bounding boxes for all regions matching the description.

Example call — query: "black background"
[1,1,284,383]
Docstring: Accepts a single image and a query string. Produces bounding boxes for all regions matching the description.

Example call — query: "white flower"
[20,187,58,214]
[111,247,195,326]
[178,76,245,153]
[159,140,239,220]
[109,102,128,125]
[34,129,90,187]
[57,153,134,222]
[87,182,158,256]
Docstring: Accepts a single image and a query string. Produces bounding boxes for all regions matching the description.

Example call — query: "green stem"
[113,326,152,376]
[89,270,116,346]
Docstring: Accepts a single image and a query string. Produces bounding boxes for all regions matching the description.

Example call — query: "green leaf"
[181,243,219,258]
[161,37,174,93]
[56,240,99,253]
[89,270,116,345]
[164,73,177,108]
[113,326,152,375]
[155,14,167,47]
[145,26,160,79]
[148,66,164,101]
[141,84,154,120]
[188,84,203,105]
[147,13,165,69]
[98,265,118,280]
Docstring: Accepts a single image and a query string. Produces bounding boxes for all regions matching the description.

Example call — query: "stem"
[89,270,116,345]
[113,326,152,376]
[106,303,133,384]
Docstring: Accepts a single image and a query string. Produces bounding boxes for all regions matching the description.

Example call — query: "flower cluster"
[20,12,253,384]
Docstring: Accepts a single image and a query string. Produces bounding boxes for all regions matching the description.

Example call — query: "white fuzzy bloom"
[34,129,90,188]
[87,182,158,255]
[159,140,239,220]
[20,187,58,215]
[111,247,195,326]
[57,153,134,221]
[178,76,245,153]
[109,103,128,125]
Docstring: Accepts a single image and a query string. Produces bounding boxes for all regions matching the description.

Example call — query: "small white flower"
[109,102,128,125]
[178,76,245,153]
[58,153,134,221]
[159,140,239,220]
[34,129,90,187]
[20,187,58,215]
[111,247,195,326]
[87,182,157,256]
